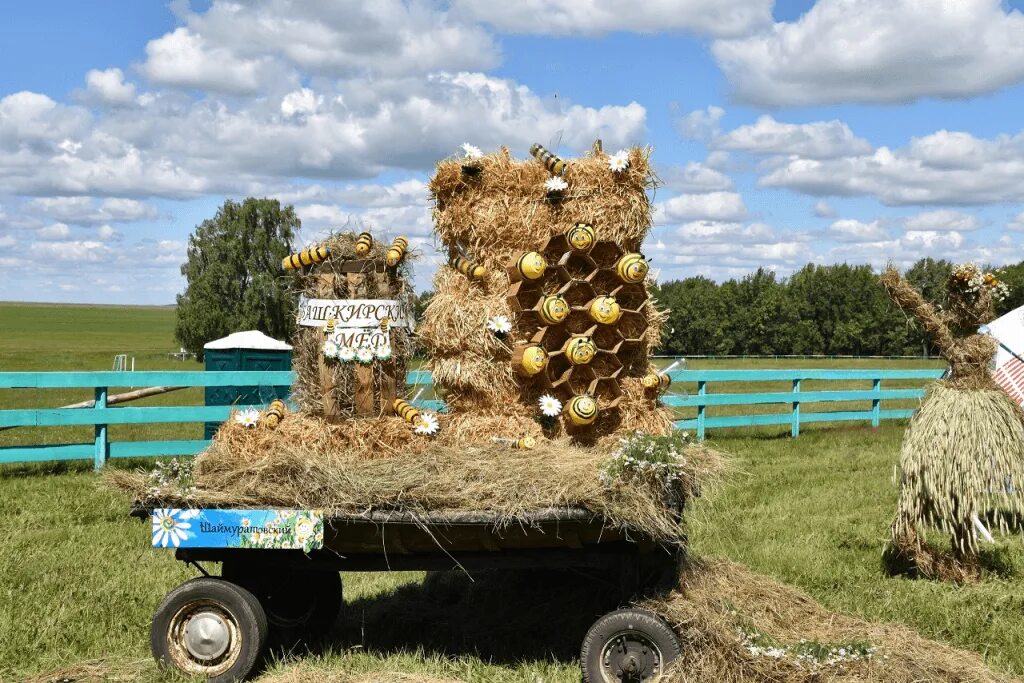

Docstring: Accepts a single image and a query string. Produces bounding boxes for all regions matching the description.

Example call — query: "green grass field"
[1,302,1021,682]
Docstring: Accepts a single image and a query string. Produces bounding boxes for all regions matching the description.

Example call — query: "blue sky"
[3,0,1024,303]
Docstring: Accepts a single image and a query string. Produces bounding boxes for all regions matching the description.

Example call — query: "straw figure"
[881,263,1024,578]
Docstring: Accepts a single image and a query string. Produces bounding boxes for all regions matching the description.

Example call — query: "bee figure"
[492,436,537,450]
[565,336,596,366]
[642,372,672,392]
[566,223,595,252]
[539,295,570,325]
[263,399,286,429]
[529,143,567,176]
[565,394,598,426]
[393,398,420,425]
[514,251,547,281]
[615,253,648,284]
[385,236,408,267]
[588,296,621,325]
[282,245,330,271]
[355,232,373,257]
[380,317,390,333]
[453,255,487,280]
[324,318,336,338]
[515,344,549,376]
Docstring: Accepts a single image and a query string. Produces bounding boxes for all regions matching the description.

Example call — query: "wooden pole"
[0,385,187,432]
[349,271,375,417]
[317,273,342,423]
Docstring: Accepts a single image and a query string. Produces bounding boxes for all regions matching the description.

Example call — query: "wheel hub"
[601,632,662,682]
[184,611,231,661]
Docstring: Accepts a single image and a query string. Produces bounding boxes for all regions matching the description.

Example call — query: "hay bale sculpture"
[882,263,1024,578]
[421,142,673,443]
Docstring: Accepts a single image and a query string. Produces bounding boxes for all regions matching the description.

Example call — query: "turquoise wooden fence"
[665,368,945,440]
[0,367,944,468]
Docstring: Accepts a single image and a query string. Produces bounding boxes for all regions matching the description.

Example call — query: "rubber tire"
[151,577,269,683]
[224,565,343,638]
[581,608,682,683]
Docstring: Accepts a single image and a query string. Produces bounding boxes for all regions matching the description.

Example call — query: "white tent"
[984,305,1024,405]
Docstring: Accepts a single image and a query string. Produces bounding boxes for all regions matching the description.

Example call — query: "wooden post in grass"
[348,271,375,417]
[317,274,342,423]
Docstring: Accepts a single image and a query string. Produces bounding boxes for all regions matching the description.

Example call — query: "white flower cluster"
[737,627,877,669]
[599,431,689,491]
[461,143,483,159]
[145,458,196,498]
[544,176,568,193]
[487,315,512,335]
[608,149,629,173]
[324,341,392,363]
[951,262,1011,302]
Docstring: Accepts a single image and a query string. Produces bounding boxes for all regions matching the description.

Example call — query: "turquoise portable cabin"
[203,331,293,438]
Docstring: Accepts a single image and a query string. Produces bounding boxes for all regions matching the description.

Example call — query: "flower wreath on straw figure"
[882,262,1023,579]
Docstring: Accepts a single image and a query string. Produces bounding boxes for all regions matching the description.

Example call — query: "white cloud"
[660,162,733,193]
[37,223,71,240]
[1008,212,1024,232]
[901,230,965,250]
[676,106,724,142]
[712,0,1024,106]
[903,209,980,232]
[97,224,122,241]
[281,88,322,118]
[142,27,272,95]
[452,0,772,37]
[677,220,774,242]
[84,68,137,106]
[713,115,872,158]
[827,218,888,243]
[0,235,15,248]
[657,191,747,222]
[813,200,836,218]
[26,197,157,224]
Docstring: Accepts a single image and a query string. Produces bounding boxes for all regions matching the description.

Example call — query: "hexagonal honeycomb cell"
[611,284,647,311]
[557,279,596,307]
[557,252,598,282]
[590,351,623,379]
[590,241,624,269]
[588,268,622,296]
[589,376,623,409]
[565,365,598,395]
[618,310,649,343]
[592,325,624,353]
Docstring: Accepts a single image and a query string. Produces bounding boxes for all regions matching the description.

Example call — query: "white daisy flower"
[415,412,440,436]
[544,176,568,192]
[355,347,374,363]
[375,345,393,360]
[608,150,630,173]
[486,315,513,335]
[461,143,483,159]
[323,340,339,358]
[538,394,563,417]
[234,408,260,428]
[151,509,192,548]
[338,346,356,362]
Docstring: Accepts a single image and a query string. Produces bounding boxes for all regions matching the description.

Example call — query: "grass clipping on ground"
[107,411,724,542]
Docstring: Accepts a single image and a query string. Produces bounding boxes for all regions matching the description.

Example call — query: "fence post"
[94,386,108,471]
[791,378,801,438]
[871,377,881,428]
[696,380,707,442]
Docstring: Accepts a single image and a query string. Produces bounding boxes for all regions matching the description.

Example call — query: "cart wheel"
[223,564,342,637]
[581,608,681,682]
[151,577,268,683]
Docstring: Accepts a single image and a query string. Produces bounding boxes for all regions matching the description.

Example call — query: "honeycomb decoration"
[506,225,650,429]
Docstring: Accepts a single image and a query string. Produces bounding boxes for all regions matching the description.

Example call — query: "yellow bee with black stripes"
[565,394,598,426]
[385,236,408,267]
[281,245,330,271]
[642,372,672,392]
[492,436,537,450]
[263,399,286,429]
[324,318,336,338]
[529,143,567,176]
[514,251,547,281]
[393,398,420,425]
[453,255,487,280]
[566,223,595,251]
[565,336,596,365]
[355,232,373,257]
[539,295,569,325]
[615,252,648,284]
[380,317,390,333]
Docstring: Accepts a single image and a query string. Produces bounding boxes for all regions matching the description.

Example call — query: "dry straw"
[107,412,725,542]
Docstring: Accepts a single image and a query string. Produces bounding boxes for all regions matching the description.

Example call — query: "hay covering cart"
[140,505,684,682]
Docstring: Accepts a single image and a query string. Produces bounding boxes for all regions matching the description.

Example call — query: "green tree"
[651,277,728,356]
[994,261,1024,316]
[175,198,299,360]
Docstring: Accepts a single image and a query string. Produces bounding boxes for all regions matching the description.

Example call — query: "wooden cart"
[139,506,685,683]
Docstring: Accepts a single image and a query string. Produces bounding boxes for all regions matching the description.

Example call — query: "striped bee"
[515,344,548,376]
[380,317,390,333]
[565,394,598,426]
[492,436,537,450]
[615,252,648,284]
[324,318,336,338]
[393,398,420,425]
[355,232,373,257]
[539,295,570,325]
[514,251,547,281]
[385,236,408,267]
[642,372,672,392]
[453,255,487,280]
[263,399,286,429]
[529,143,567,176]
[565,336,596,366]
[588,296,621,325]
[566,223,595,251]
[281,245,330,271]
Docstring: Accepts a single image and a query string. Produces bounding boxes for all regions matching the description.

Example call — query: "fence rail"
[1,367,944,468]
[665,368,945,440]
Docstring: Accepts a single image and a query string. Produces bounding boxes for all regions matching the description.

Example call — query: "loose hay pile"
[882,264,1024,575]
[645,559,1018,682]
[108,411,724,542]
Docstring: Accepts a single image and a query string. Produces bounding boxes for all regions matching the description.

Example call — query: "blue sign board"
[151,508,324,552]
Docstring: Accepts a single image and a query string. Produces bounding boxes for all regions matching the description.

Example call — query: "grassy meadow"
[1,301,1022,682]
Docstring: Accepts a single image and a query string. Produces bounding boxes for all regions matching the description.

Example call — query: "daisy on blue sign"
[152,508,196,547]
